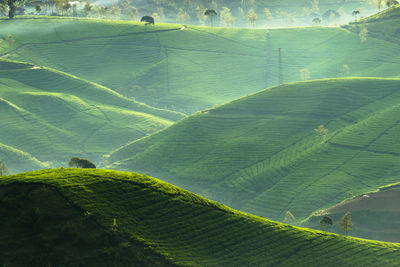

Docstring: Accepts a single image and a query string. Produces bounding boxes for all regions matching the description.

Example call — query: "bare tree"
[247,8,257,28]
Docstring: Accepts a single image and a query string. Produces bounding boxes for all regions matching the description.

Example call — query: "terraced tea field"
[0,59,182,173]
[105,78,400,222]
[1,16,400,113]
[2,168,400,266]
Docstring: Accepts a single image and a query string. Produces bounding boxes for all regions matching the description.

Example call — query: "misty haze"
[1,0,400,266]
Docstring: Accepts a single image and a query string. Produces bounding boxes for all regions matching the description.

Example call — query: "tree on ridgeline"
[352,10,360,21]
[359,24,368,43]
[246,8,257,28]
[0,160,8,176]
[6,0,17,19]
[283,211,296,224]
[386,0,398,7]
[300,68,310,81]
[35,4,41,14]
[204,9,217,27]
[176,7,190,24]
[322,9,340,24]
[83,1,92,17]
[220,7,234,28]
[320,216,333,229]
[339,212,353,235]
[141,15,155,25]
[312,17,321,25]
[68,157,96,168]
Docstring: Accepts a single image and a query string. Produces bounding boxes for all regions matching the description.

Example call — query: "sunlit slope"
[105,78,400,221]
[0,142,46,173]
[344,5,400,45]
[304,182,400,243]
[2,17,400,113]
[2,169,400,266]
[0,59,182,171]
[0,183,175,266]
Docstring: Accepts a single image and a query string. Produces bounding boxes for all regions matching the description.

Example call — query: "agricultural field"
[1,168,400,266]
[0,16,399,113]
[0,58,183,173]
[304,182,400,243]
[104,78,400,222]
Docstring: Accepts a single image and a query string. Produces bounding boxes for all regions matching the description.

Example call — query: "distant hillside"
[0,59,183,173]
[304,181,400,243]
[344,5,400,45]
[2,168,400,266]
[2,17,400,113]
[104,78,400,222]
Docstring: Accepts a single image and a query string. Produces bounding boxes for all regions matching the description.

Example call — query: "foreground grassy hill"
[0,59,183,173]
[2,168,400,266]
[304,181,400,243]
[1,16,400,113]
[104,78,400,222]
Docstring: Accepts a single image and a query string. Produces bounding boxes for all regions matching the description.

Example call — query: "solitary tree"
[0,160,8,176]
[5,34,14,49]
[386,0,397,7]
[283,210,296,224]
[68,157,96,168]
[220,6,234,27]
[246,8,257,28]
[312,17,321,25]
[300,68,310,81]
[7,0,17,19]
[314,125,328,144]
[339,212,353,235]
[352,10,360,21]
[176,7,191,24]
[83,1,92,16]
[35,4,42,14]
[359,25,368,43]
[141,15,155,25]
[204,9,217,27]
[320,216,333,229]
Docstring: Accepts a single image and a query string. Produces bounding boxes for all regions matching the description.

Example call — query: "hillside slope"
[344,5,400,45]
[2,168,400,266]
[304,181,400,243]
[2,17,400,113]
[105,78,400,222]
[0,59,183,173]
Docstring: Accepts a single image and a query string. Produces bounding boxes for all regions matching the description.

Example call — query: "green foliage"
[320,216,333,228]
[339,212,353,235]
[283,210,296,224]
[69,157,96,168]
[0,159,8,176]
[2,169,400,266]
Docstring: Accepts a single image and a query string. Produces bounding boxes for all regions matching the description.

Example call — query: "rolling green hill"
[2,168,400,266]
[344,5,400,45]
[104,78,400,222]
[304,181,400,243]
[0,59,183,173]
[1,16,400,113]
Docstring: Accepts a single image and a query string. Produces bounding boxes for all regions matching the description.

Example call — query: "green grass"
[0,182,175,266]
[104,78,400,222]
[2,168,400,266]
[0,59,183,173]
[1,16,400,113]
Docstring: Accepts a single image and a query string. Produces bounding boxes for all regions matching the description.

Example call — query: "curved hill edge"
[2,169,400,266]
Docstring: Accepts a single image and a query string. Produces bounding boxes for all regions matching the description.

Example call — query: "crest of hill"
[2,17,400,113]
[2,168,400,266]
[0,59,183,173]
[104,78,400,223]
[343,5,400,45]
[304,181,400,243]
